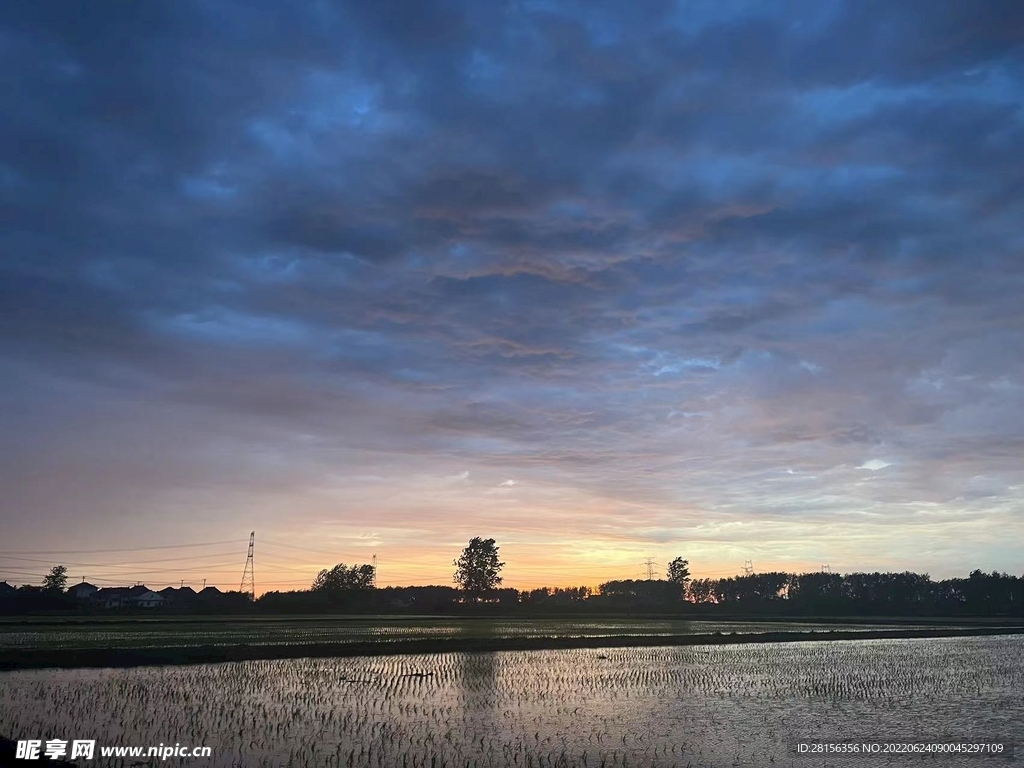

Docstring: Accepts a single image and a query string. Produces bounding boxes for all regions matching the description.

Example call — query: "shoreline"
[2,625,1022,671]
[0,613,1017,625]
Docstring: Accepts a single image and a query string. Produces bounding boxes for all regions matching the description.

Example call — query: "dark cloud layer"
[1,0,1022,586]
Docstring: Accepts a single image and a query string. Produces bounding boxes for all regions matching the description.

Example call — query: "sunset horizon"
[2,2,1022,763]
[2,0,1022,599]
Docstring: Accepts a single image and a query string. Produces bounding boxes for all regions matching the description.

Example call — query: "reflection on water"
[0,618,927,650]
[0,636,1019,767]
[457,650,499,733]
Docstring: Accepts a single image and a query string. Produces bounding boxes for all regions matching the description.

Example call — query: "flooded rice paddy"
[0,618,913,651]
[1,635,1020,767]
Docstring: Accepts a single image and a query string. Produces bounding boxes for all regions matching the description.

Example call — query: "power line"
[256,551,335,565]
[244,562,318,573]
[261,540,348,558]
[1,571,244,589]
[0,551,240,568]
[0,540,242,556]
[75,563,241,575]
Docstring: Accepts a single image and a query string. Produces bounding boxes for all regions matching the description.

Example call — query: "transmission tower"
[821,564,832,574]
[742,559,754,576]
[240,531,255,600]
[371,554,378,587]
[642,557,657,580]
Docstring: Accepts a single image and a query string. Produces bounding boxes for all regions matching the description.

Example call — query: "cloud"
[0,0,1022,584]
[859,459,893,471]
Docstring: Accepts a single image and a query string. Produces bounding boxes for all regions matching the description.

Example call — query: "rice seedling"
[0,636,1019,767]
[0,618,916,652]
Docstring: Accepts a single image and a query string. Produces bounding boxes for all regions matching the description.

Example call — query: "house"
[90,586,165,609]
[68,582,99,600]
[92,587,131,609]
[158,586,197,605]
[91,586,165,609]
[198,586,223,600]
[125,585,164,608]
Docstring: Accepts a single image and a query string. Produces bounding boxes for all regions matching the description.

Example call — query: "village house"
[91,587,130,609]
[91,585,165,609]
[198,585,223,600]
[125,585,164,608]
[67,581,99,601]
[158,586,197,606]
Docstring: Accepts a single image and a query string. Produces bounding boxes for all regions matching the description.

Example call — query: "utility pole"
[742,560,754,576]
[240,531,255,600]
[371,554,377,588]
[203,578,207,590]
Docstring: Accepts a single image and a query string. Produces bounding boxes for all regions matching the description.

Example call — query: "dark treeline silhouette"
[257,585,521,614]
[3,564,1021,618]
[520,586,593,605]
[239,569,1024,618]
[681,569,1022,617]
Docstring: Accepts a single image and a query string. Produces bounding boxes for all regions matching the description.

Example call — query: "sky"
[1,1,1022,594]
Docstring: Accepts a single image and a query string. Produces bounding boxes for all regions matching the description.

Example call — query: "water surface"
[1,635,1019,767]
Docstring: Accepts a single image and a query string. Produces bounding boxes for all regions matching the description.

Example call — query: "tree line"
[680,569,1023,616]
[280,540,1020,618]
[4,540,1021,617]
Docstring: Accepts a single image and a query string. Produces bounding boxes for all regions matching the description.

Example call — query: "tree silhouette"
[597,579,679,605]
[42,565,68,592]
[453,537,504,602]
[310,563,375,595]
[666,557,691,592]
[688,577,715,603]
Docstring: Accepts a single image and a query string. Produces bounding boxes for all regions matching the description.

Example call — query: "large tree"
[667,557,691,593]
[310,563,375,595]
[453,537,504,601]
[42,564,68,592]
